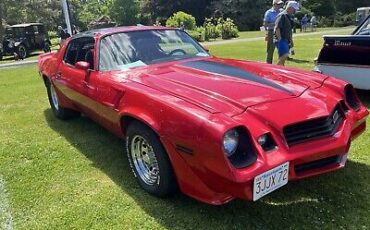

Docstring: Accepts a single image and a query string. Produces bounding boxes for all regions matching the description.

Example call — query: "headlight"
[223,129,239,157]
[223,127,257,169]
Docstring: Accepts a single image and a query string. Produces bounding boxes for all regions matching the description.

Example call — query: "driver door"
[54,37,97,117]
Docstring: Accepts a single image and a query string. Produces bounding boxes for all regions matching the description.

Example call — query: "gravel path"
[0,60,38,69]
[202,27,353,46]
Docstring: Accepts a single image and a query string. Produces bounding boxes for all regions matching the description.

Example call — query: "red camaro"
[38,26,368,205]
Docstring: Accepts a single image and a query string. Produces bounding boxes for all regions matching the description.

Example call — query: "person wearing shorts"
[274,1,299,66]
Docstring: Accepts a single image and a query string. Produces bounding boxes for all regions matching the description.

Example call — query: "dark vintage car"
[0,23,51,60]
[38,26,368,204]
[315,15,370,90]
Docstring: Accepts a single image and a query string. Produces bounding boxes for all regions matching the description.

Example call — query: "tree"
[0,0,369,34]
[166,11,196,30]
[0,0,63,31]
[0,1,4,41]
[70,0,112,30]
[209,0,268,31]
[109,0,139,26]
[140,0,211,26]
[303,0,335,18]
[334,0,370,15]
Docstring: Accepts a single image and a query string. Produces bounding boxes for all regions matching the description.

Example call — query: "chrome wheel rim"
[18,46,26,59]
[50,83,59,111]
[131,135,159,185]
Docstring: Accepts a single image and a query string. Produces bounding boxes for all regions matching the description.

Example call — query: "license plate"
[253,162,289,201]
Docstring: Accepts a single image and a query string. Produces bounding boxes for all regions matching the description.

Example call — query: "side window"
[25,26,33,35]
[15,28,24,36]
[77,41,95,70]
[33,26,39,34]
[64,40,79,66]
[63,38,95,69]
[38,25,44,34]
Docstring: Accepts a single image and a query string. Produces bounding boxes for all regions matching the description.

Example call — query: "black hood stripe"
[179,60,293,95]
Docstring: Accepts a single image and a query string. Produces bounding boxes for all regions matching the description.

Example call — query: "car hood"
[125,57,327,116]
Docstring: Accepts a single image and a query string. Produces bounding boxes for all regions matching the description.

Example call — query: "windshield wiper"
[149,55,195,64]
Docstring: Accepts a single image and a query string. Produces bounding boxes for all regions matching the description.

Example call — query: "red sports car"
[38,26,368,205]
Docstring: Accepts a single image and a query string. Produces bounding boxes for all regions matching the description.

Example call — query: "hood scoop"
[135,58,310,116]
[179,60,294,95]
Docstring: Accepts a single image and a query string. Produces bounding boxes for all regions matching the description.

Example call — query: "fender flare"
[14,42,22,47]
[119,109,162,137]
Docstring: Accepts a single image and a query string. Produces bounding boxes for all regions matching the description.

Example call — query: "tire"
[43,40,51,53]
[17,44,27,59]
[126,121,177,197]
[0,54,3,61]
[45,79,79,120]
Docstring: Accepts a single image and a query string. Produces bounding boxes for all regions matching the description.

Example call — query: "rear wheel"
[45,79,79,120]
[126,121,177,197]
[17,44,27,59]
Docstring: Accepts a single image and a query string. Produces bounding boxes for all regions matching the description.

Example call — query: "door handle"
[55,72,62,79]
[83,81,95,91]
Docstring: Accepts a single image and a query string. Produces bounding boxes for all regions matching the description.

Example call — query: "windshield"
[356,16,370,35]
[99,29,209,71]
[5,27,25,37]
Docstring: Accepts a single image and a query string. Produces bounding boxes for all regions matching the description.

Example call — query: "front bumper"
[167,98,368,205]
[203,114,366,202]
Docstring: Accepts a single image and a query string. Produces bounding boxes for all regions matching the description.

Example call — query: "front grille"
[295,155,341,175]
[283,105,344,146]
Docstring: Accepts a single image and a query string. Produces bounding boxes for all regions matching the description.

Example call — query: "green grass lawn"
[0,30,369,229]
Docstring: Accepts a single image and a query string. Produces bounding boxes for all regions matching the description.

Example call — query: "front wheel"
[126,121,177,197]
[43,40,51,53]
[45,79,79,120]
[17,44,27,59]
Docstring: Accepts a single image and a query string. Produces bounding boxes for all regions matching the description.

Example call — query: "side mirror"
[202,45,210,53]
[75,61,90,71]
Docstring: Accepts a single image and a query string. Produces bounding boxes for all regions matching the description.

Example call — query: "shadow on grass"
[44,108,370,229]
[287,58,311,64]
[357,90,370,107]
